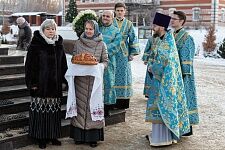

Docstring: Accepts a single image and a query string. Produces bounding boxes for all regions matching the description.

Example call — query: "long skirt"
[70,126,104,142]
[148,123,178,146]
[29,97,61,139]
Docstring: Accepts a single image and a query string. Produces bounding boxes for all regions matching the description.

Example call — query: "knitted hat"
[153,12,171,29]
[16,17,26,24]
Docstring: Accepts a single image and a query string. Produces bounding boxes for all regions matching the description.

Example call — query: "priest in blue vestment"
[145,12,190,146]
[171,11,199,136]
[99,10,122,116]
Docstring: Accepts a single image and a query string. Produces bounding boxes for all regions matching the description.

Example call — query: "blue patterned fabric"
[174,28,199,125]
[145,31,190,138]
[113,18,140,98]
[99,24,122,104]
[142,37,153,62]
[142,37,153,97]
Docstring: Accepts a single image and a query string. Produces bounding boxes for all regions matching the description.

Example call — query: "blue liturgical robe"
[145,31,190,138]
[174,28,199,125]
[142,37,153,97]
[100,24,122,104]
[113,18,140,99]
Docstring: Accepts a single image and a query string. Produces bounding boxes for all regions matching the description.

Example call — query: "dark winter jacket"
[25,30,68,98]
[17,22,32,50]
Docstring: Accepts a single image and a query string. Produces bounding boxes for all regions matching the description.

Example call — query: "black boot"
[38,139,46,149]
[89,141,97,148]
[51,139,62,146]
[183,126,193,136]
[75,141,85,145]
[104,104,116,117]
[145,135,149,141]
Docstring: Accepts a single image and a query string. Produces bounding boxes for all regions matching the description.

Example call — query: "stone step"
[0,106,67,132]
[0,94,68,115]
[0,85,29,99]
[0,64,24,76]
[0,48,9,55]
[0,74,25,87]
[105,109,126,126]
[0,112,29,132]
[0,119,70,149]
[0,56,24,65]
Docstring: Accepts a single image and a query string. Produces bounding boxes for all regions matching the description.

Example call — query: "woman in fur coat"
[25,19,68,149]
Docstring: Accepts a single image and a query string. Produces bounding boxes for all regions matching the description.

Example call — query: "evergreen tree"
[218,39,225,59]
[202,26,216,56]
[65,0,78,23]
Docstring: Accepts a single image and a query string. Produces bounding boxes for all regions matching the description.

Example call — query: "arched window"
[221,8,225,22]
[192,7,201,21]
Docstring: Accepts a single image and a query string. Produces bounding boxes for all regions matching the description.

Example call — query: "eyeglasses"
[171,17,180,20]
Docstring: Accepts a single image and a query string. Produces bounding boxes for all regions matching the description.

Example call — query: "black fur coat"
[25,30,68,98]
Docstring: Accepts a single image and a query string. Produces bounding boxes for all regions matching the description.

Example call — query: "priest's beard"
[152,29,160,37]
[153,33,159,38]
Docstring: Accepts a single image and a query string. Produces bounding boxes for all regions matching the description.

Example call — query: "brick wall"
[63,0,225,27]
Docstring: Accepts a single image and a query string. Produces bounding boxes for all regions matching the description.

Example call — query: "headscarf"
[83,20,101,39]
[39,19,59,44]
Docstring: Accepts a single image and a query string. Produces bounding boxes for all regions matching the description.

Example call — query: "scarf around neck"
[39,29,59,45]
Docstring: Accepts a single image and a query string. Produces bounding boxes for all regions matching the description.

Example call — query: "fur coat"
[25,30,68,98]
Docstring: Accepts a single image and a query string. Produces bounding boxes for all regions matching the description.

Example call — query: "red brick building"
[10,12,62,26]
[159,0,225,27]
[65,0,225,27]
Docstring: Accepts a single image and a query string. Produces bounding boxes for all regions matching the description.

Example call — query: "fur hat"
[16,17,26,25]
[153,12,171,29]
